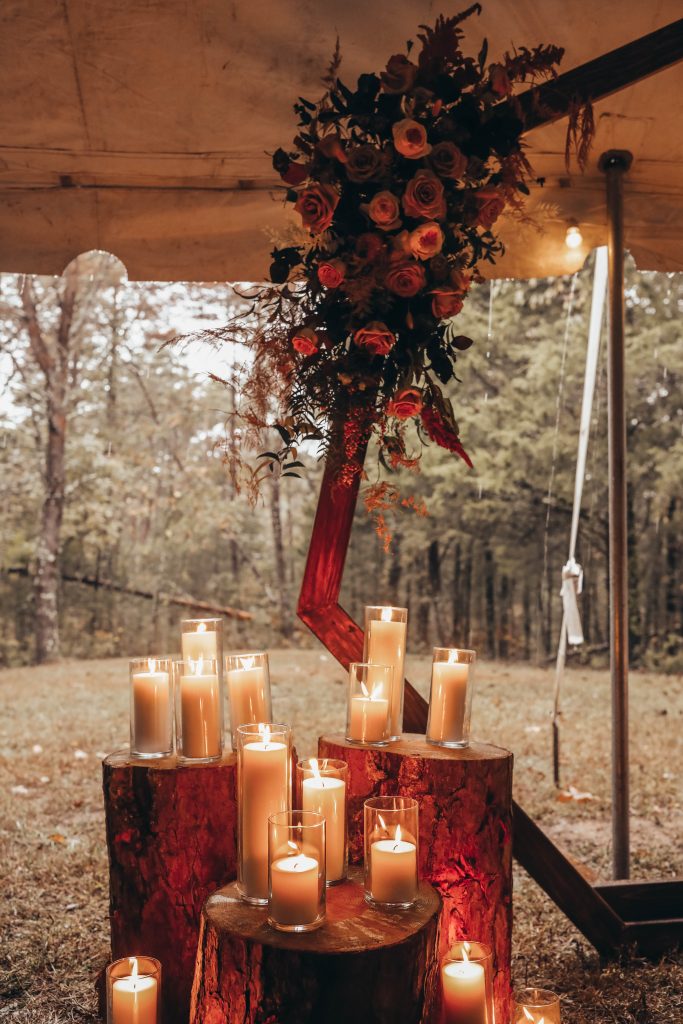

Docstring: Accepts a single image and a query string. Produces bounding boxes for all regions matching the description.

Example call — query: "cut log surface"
[190,869,441,1024]
[318,734,513,1024]
[103,749,238,1024]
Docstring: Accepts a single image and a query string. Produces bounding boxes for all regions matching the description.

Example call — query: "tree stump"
[190,869,441,1023]
[102,749,238,1024]
[318,735,513,1024]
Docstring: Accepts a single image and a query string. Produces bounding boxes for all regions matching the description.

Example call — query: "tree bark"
[102,750,238,1024]
[318,734,513,1024]
[270,472,292,639]
[484,546,497,657]
[190,871,441,1024]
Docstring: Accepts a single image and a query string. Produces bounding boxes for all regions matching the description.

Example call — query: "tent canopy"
[1,0,682,281]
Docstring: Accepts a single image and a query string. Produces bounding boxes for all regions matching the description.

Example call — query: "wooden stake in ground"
[318,735,513,1023]
[190,870,441,1024]
[102,750,238,1024]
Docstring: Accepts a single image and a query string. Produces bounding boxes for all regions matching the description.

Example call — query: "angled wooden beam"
[517,19,683,132]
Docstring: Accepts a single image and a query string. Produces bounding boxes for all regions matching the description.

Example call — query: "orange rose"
[409,221,444,260]
[402,170,447,220]
[387,388,423,419]
[490,64,512,97]
[367,191,402,231]
[346,145,387,183]
[353,322,396,356]
[380,54,418,94]
[475,188,506,230]
[292,327,319,356]
[431,289,464,319]
[385,257,427,297]
[429,141,467,180]
[294,183,339,234]
[317,259,346,288]
[392,118,431,159]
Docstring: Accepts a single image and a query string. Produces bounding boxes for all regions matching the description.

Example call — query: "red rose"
[387,388,423,419]
[366,191,402,231]
[346,145,387,183]
[409,221,444,261]
[402,170,447,220]
[355,233,385,263]
[431,289,464,319]
[385,257,427,297]
[294,183,339,234]
[353,322,396,356]
[392,118,431,159]
[292,327,319,356]
[490,64,512,97]
[421,406,473,468]
[429,141,467,180]
[317,259,346,288]
[380,54,418,94]
[475,188,506,230]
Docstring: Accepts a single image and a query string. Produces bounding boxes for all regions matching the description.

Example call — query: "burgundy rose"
[355,233,385,262]
[292,327,319,356]
[421,406,473,468]
[280,161,310,186]
[317,259,346,288]
[429,141,467,180]
[402,170,447,220]
[346,145,387,183]
[387,388,424,419]
[431,289,464,319]
[380,54,418,94]
[385,257,427,297]
[475,187,506,230]
[353,322,396,356]
[294,183,339,234]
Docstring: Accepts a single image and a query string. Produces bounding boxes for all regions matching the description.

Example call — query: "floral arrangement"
[208,6,584,512]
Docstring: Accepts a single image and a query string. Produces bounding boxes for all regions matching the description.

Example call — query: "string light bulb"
[565,222,583,249]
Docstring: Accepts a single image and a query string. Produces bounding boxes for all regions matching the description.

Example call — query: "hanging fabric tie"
[560,557,584,646]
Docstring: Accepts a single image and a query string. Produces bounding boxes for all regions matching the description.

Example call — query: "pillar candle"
[182,622,218,663]
[112,961,157,1024]
[427,659,469,744]
[302,773,345,881]
[367,614,406,736]
[370,832,417,904]
[442,959,488,1024]
[241,732,288,900]
[226,658,268,732]
[270,853,319,925]
[132,661,171,754]
[179,664,221,759]
[349,692,389,743]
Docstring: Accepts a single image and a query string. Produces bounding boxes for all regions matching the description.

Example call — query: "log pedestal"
[190,870,441,1024]
[319,735,513,1023]
[102,750,238,1024]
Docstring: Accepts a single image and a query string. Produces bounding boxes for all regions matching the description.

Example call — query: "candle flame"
[370,683,382,700]
[147,658,156,673]
[395,824,402,844]
[191,655,204,675]
[129,957,139,979]
[197,622,207,633]
[462,941,471,963]
[241,655,255,671]
[381,607,393,622]
[360,680,370,698]
[259,723,271,746]
[287,840,299,853]
[523,1010,534,1022]
[447,649,459,665]
[310,758,322,781]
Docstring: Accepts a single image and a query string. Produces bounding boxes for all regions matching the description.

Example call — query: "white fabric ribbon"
[560,557,584,646]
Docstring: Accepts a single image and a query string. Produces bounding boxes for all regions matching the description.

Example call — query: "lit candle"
[367,608,406,736]
[111,958,158,1024]
[302,759,346,882]
[370,824,417,904]
[521,1011,547,1024]
[241,724,289,900]
[270,842,320,926]
[181,620,218,662]
[179,657,221,759]
[349,682,389,743]
[226,655,268,733]
[442,948,488,1024]
[427,651,469,744]
[132,659,171,755]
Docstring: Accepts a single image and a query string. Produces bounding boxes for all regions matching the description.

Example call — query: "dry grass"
[1,649,681,1022]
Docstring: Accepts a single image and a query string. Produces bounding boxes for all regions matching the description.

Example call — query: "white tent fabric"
[0,0,681,281]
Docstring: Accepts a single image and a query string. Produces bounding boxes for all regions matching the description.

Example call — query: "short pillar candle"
[296,757,348,884]
[364,795,418,908]
[225,651,272,750]
[106,955,161,1024]
[426,648,476,748]
[129,657,173,758]
[181,617,223,664]
[513,987,562,1023]
[440,941,494,1024]
[268,809,326,932]
[363,606,407,739]
[346,662,392,745]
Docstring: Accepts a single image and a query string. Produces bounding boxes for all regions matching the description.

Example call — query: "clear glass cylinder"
[295,757,348,885]
[268,809,326,932]
[363,606,407,739]
[173,658,223,763]
[225,651,272,750]
[513,988,561,1023]
[441,941,494,1024]
[346,662,393,746]
[363,795,418,908]
[129,657,173,758]
[106,955,161,1024]
[426,648,476,748]
[237,722,292,904]
[180,617,223,664]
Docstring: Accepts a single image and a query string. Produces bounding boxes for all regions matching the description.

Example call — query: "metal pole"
[599,149,633,880]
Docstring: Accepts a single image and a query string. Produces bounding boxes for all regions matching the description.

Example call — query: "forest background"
[1,250,681,671]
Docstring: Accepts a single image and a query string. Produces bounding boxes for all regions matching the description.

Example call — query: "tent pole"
[600,149,633,880]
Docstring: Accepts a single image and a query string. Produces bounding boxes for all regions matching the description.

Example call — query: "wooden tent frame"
[297,20,683,956]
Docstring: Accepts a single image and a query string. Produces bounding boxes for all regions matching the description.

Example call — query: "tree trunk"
[499,574,510,658]
[484,547,496,658]
[270,473,291,639]
[522,579,532,660]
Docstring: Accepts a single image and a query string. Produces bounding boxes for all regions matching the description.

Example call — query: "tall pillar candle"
[298,758,347,883]
[225,652,271,748]
[129,658,173,757]
[238,723,290,903]
[176,658,222,761]
[427,648,476,748]
[181,618,221,663]
[364,606,407,738]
